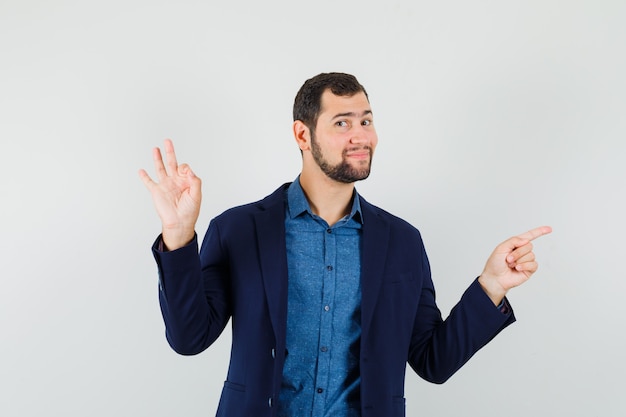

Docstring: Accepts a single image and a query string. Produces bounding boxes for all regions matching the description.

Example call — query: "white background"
[1,1,625,416]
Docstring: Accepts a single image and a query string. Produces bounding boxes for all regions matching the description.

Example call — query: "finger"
[508,251,535,268]
[178,162,191,176]
[498,226,551,253]
[184,165,202,201]
[177,163,201,191]
[138,169,156,189]
[517,226,552,243]
[514,260,538,274]
[164,139,179,175]
[506,242,533,263]
[153,146,168,181]
[498,236,531,253]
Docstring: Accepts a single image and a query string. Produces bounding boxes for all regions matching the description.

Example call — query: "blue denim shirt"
[278,178,363,417]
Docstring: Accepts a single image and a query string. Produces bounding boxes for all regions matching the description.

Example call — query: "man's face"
[310,90,378,183]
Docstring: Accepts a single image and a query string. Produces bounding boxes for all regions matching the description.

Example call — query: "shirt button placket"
[313,223,335,415]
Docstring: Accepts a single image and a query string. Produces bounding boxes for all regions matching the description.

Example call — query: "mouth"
[345,147,371,159]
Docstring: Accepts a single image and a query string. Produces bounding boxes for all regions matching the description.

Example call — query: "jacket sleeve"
[152,219,232,355]
[407,246,515,384]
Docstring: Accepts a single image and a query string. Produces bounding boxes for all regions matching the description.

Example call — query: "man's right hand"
[138,139,202,251]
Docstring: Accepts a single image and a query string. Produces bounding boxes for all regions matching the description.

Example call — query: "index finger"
[517,226,552,242]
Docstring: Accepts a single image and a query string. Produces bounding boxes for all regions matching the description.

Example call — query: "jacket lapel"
[251,186,390,344]
[253,184,290,343]
[360,199,390,334]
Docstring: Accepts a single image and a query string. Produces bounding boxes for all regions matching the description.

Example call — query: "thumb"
[497,236,529,254]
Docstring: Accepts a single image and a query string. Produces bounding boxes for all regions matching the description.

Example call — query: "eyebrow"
[331,110,373,120]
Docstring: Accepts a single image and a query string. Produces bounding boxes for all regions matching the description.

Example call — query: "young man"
[139,72,551,417]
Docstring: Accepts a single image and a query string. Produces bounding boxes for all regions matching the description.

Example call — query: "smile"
[345,147,371,159]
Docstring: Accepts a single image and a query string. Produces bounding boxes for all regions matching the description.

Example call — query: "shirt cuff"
[496,298,512,315]
[153,233,197,253]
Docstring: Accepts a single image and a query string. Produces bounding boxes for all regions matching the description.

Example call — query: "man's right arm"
[152,229,231,355]
[140,140,230,354]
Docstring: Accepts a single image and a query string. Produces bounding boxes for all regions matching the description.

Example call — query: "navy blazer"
[153,183,515,417]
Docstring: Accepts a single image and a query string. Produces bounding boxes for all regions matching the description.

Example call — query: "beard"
[310,132,373,184]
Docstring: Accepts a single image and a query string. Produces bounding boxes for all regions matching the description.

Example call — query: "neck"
[299,170,355,226]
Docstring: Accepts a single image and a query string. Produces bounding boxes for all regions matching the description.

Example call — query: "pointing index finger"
[517,226,552,242]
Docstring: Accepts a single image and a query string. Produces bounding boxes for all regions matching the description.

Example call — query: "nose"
[350,125,377,146]
[350,125,369,144]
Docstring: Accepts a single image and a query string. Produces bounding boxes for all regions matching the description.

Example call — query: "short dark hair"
[293,72,368,133]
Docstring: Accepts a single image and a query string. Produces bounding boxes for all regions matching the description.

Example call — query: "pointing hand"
[478,226,552,305]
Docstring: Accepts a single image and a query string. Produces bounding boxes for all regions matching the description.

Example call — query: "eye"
[336,120,348,127]
[361,119,372,126]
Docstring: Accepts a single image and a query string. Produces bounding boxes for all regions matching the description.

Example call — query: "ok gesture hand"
[138,139,202,250]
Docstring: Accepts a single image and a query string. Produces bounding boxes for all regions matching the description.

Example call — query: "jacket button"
[268,397,273,407]
[271,348,276,358]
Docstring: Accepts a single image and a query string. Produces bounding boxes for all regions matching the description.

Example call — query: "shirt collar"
[287,176,363,224]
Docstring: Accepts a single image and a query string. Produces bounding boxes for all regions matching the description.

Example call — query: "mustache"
[343,146,372,155]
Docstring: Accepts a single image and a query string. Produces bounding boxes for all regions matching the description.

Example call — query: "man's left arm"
[408,226,552,383]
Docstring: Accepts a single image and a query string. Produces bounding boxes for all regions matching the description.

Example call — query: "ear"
[293,120,311,151]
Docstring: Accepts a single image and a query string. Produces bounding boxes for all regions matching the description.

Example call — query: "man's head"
[293,72,369,135]
[293,73,377,184]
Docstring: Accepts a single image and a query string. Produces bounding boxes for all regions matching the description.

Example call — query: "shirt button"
[326,228,332,233]
[320,346,328,352]
[324,305,330,311]
[326,265,333,271]
[317,388,324,394]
